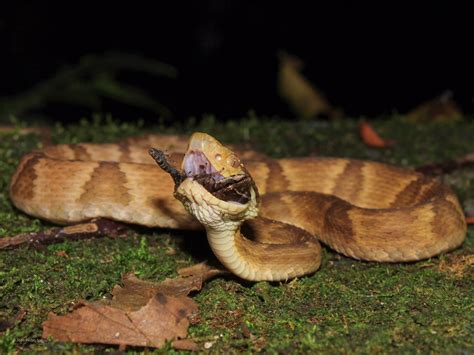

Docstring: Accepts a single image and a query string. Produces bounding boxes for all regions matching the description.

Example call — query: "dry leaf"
[466,216,474,225]
[43,294,197,348]
[277,51,341,119]
[55,251,69,258]
[42,263,223,350]
[405,91,463,123]
[172,339,199,351]
[177,261,225,279]
[112,262,224,311]
[359,121,395,148]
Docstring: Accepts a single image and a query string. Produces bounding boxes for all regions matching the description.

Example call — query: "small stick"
[416,153,474,175]
[149,148,186,185]
[0,218,130,250]
[0,308,26,332]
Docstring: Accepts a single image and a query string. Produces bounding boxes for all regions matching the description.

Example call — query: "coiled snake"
[10,133,467,281]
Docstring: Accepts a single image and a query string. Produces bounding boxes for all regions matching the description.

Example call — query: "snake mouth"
[183,150,222,179]
[149,140,254,205]
[183,150,253,205]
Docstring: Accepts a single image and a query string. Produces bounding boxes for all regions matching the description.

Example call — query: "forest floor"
[1,115,473,353]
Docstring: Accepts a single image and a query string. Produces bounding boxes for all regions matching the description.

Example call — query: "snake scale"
[9,133,467,281]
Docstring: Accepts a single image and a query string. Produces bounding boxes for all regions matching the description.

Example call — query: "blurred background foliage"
[0,52,177,122]
[0,2,472,124]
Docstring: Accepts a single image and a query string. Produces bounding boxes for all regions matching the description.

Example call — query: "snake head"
[151,132,259,227]
[182,132,256,203]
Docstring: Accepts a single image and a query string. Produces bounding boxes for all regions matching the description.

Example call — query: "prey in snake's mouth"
[149,148,253,204]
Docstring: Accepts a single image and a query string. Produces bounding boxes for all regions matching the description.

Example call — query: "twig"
[416,153,474,175]
[0,308,26,331]
[0,218,131,250]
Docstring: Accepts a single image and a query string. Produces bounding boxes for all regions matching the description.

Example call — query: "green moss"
[1,115,473,353]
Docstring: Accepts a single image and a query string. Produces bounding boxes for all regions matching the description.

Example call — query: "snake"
[9,132,467,281]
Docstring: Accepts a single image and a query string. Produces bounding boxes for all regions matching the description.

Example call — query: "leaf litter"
[42,262,225,350]
[358,121,395,148]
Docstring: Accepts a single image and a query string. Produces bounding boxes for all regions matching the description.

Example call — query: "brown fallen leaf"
[172,339,199,351]
[277,51,342,119]
[111,262,225,311]
[359,121,395,148]
[466,216,474,225]
[42,263,224,350]
[405,91,463,123]
[177,261,225,279]
[43,294,197,348]
[55,250,69,258]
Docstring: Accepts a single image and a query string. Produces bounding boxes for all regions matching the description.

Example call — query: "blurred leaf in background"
[404,91,463,123]
[277,51,342,120]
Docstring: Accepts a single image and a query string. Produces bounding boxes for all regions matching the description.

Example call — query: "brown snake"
[10,132,467,281]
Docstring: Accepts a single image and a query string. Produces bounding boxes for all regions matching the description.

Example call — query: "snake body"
[9,133,467,281]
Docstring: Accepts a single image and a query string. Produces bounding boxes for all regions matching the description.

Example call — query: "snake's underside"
[9,134,467,281]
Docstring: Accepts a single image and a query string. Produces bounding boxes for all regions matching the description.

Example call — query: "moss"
[0,115,473,353]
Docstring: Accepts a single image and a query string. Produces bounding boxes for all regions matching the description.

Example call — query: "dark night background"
[1,1,473,122]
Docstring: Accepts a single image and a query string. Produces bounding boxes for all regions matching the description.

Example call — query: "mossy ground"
[0,115,473,353]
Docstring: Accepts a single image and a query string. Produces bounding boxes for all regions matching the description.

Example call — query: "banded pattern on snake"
[10,133,467,281]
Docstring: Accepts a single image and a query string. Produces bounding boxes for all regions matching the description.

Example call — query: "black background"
[1,1,472,121]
